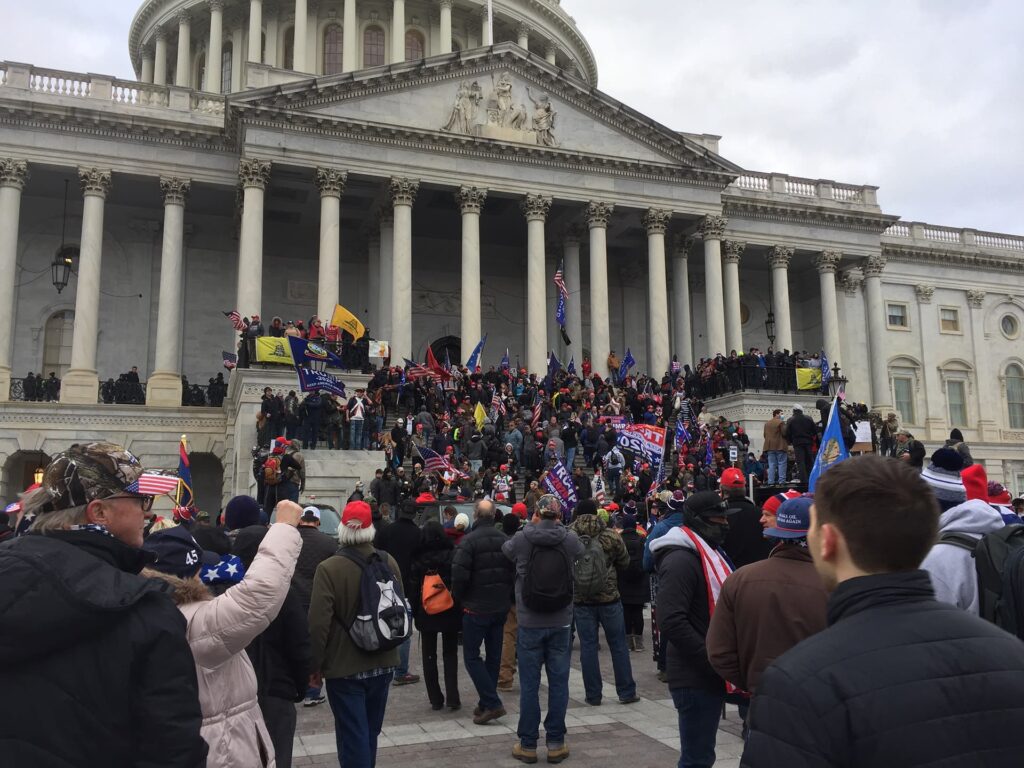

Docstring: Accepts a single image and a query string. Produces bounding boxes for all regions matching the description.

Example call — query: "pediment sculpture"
[441,71,557,147]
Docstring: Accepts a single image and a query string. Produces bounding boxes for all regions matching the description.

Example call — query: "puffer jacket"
[292,524,338,610]
[741,570,1024,768]
[617,528,651,605]
[147,523,301,768]
[570,514,630,604]
[451,520,514,614]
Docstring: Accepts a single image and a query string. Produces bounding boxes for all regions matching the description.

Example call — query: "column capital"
[439,0,453,7]
[456,185,488,214]
[586,201,614,228]
[389,176,419,206]
[521,193,552,222]
[814,249,843,273]
[563,223,585,245]
[0,158,30,190]
[672,233,695,256]
[766,245,793,269]
[177,9,192,25]
[208,0,226,10]
[239,157,271,189]
[642,208,671,235]
[722,239,746,264]
[316,167,348,198]
[377,207,394,226]
[839,270,863,296]
[914,284,934,304]
[159,176,191,205]
[966,289,986,308]
[697,214,727,240]
[78,167,112,198]
[154,27,168,41]
[545,42,558,57]
[517,22,531,38]
[863,253,886,277]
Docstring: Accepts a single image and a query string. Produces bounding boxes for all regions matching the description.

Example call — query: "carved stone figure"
[442,80,483,134]
[526,86,557,147]
[490,71,527,129]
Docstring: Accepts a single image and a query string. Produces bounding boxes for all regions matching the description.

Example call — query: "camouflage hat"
[536,493,562,519]
[34,442,146,514]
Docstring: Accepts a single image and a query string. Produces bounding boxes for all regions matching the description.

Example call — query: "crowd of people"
[234,313,372,372]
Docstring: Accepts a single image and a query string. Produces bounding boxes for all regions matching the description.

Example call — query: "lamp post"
[764,310,776,349]
[828,362,848,397]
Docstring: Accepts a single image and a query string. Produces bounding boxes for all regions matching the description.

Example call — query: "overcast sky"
[3,0,1021,234]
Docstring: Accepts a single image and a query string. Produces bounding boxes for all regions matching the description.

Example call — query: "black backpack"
[522,542,573,613]
[337,548,412,652]
[940,524,1024,639]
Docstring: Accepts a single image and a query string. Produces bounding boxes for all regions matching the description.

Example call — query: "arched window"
[220,43,233,94]
[1008,364,1024,429]
[43,311,75,379]
[195,53,206,91]
[283,26,295,70]
[363,26,385,67]
[405,30,425,61]
[323,24,343,74]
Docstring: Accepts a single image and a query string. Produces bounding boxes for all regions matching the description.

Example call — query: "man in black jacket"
[742,455,1024,768]
[0,442,208,768]
[292,505,339,706]
[784,405,817,483]
[452,498,515,725]
[374,498,423,686]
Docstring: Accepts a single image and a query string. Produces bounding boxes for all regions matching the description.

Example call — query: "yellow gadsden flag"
[330,303,366,340]
[474,401,488,430]
[255,337,294,365]
[796,367,823,391]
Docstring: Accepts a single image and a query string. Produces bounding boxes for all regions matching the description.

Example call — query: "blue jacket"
[643,512,685,572]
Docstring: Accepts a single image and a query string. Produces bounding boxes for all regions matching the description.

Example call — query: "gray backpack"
[574,534,611,603]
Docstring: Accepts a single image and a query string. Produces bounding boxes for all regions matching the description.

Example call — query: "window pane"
[1002,315,1020,338]
[887,304,906,327]
[405,31,424,61]
[894,377,915,424]
[940,308,959,332]
[364,26,385,67]
[1008,365,1024,429]
[221,44,232,94]
[324,24,343,74]
[947,380,967,426]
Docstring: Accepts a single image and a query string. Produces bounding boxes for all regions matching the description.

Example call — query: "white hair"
[29,504,88,533]
[338,522,376,546]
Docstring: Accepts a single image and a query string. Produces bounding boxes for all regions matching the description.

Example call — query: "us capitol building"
[1,0,1023,507]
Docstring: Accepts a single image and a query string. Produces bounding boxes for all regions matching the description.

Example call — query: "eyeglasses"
[105,493,155,512]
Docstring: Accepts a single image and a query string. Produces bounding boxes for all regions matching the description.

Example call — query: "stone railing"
[884,221,1024,252]
[729,170,878,206]
[0,62,225,117]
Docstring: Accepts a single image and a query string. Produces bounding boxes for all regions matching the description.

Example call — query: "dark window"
[221,43,232,93]
[323,24,343,74]
[364,26,385,67]
[405,30,424,61]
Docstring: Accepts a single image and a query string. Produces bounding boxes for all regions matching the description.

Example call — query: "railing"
[884,221,1024,252]
[9,378,221,407]
[29,67,91,97]
[112,81,170,108]
[689,364,835,400]
[729,171,877,206]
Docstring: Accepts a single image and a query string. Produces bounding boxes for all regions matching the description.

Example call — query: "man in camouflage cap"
[0,441,208,767]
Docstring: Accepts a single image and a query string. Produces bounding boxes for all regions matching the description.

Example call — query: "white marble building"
[1,0,1023,504]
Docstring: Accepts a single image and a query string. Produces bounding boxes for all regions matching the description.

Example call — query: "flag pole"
[176,434,187,507]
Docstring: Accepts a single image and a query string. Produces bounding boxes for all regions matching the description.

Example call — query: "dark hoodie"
[502,519,584,628]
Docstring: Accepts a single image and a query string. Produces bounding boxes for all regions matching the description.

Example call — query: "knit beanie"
[224,495,263,530]
[920,449,967,511]
[961,463,989,502]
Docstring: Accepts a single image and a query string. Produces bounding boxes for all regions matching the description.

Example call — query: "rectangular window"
[886,302,908,328]
[221,47,232,94]
[940,307,961,333]
[1008,371,1024,429]
[947,380,968,427]
[893,377,915,424]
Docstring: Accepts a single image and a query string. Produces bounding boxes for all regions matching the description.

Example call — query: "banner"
[330,303,366,341]
[605,415,630,431]
[616,424,667,467]
[288,337,347,398]
[809,397,850,491]
[255,337,294,365]
[541,458,578,522]
[796,367,823,391]
[295,366,347,399]
[474,401,487,430]
[368,340,390,359]
[287,336,344,368]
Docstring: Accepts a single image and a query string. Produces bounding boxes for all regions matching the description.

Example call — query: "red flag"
[425,346,450,380]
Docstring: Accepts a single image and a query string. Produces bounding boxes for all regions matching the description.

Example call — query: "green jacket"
[308,543,402,679]
[569,514,630,605]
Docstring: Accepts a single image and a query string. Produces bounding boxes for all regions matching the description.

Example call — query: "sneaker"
[618,694,641,704]
[473,706,507,725]
[392,673,420,686]
[497,681,515,692]
[303,693,326,707]
[512,744,538,764]
[547,743,570,764]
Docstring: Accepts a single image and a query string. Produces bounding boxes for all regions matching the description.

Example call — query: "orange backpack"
[421,572,454,615]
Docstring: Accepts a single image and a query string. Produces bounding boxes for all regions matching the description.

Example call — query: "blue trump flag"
[619,348,636,380]
[567,356,576,376]
[541,458,578,523]
[808,396,850,491]
[465,334,487,371]
[500,348,510,372]
[821,351,833,383]
[287,337,347,398]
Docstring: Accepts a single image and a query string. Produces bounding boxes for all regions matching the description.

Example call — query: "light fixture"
[764,311,776,348]
[828,363,849,397]
[33,466,44,485]
[52,179,78,293]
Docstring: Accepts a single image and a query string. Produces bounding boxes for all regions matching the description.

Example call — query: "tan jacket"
[607,353,620,372]
[149,523,301,768]
[762,416,789,452]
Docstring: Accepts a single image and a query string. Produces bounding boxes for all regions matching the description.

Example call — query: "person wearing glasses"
[0,441,209,768]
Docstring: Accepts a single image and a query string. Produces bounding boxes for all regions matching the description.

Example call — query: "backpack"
[573,534,611,603]
[522,542,573,613]
[262,456,283,486]
[940,524,1024,639]
[337,548,411,652]
[421,571,454,615]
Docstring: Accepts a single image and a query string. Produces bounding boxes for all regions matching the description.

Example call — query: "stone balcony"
[726,170,880,210]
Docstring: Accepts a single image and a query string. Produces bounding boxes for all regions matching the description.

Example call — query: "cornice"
[723,195,899,234]
[882,243,1024,274]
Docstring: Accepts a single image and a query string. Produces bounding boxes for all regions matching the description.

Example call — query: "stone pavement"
[292,628,746,767]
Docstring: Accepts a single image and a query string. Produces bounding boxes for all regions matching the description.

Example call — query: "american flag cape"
[491,389,506,417]
[593,474,606,504]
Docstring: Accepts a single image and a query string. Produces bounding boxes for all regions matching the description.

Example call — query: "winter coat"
[574,471,593,500]
[643,511,684,572]
[292,525,338,611]
[0,531,208,768]
[741,570,1024,768]
[451,521,515,615]
[761,416,788,452]
[374,516,424,599]
[569,514,630,604]
[706,545,827,692]
[784,412,817,446]
[148,522,301,768]
[920,499,1006,614]
[617,528,651,605]
[722,495,773,568]
[502,519,584,629]
[409,537,462,634]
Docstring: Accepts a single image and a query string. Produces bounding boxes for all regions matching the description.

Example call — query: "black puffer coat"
[292,524,338,610]
[410,536,462,634]
[617,528,651,605]
[0,531,208,768]
[451,521,514,614]
[375,515,424,598]
[742,570,1024,768]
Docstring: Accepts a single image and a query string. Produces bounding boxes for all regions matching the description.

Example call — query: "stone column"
[294,0,308,72]
[480,5,491,45]
[815,249,842,363]
[517,23,530,50]
[367,231,380,333]
[264,9,279,66]
[147,177,191,407]
[231,26,244,90]
[0,159,29,401]
[439,0,453,54]
[457,186,487,362]
[698,215,727,357]
[377,209,394,343]
[62,168,112,404]
[863,254,892,410]
[643,208,671,376]
[176,12,192,87]
[343,0,358,70]
[391,0,406,64]
[237,158,270,319]
[767,245,794,353]
[522,194,551,374]
[967,289,998,438]
[587,202,613,372]
[141,49,155,83]
[389,177,418,361]
[316,168,347,322]
[563,225,583,358]
[722,239,745,354]
[545,43,557,65]
[207,0,224,92]
[248,0,263,63]
[154,30,169,85]
[671,235,693,366]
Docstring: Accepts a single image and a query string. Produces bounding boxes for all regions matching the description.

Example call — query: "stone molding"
[642,208,671,235]
[883,244,1024,275]
[315,167,348,197]
[723,197,898,234]
[521,193,552,221]
[967,289,986,308]
[389,177,419,206]
[78,167,112,198]
[238,158,271,189]
[766,245,793,269]
[208,0,225,11]
[159,176,191,205]
[722,240,746,264]
[863,254,887,277]
[815,249,843,273]
[586,201,614,228]
[0,158,30,190]
[456,185,488,214]
[914,284,934,304]
[839,271,863,296]
[697,215,727,240]
[177,10,192,26]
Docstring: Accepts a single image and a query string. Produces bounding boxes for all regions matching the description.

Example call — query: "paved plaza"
[292,627,745,767]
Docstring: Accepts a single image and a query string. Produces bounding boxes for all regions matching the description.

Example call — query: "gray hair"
[338,522,376,547]
[29,504,88,533]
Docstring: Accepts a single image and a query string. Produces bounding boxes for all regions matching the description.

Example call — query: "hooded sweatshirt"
[502,520,584,628]
[920,499,1005,614]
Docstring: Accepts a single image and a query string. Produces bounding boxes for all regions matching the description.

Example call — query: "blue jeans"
[565,446,577,469]
[607,468,621,494]
[326,674,392,768]
[670,687,725,768]
[575,602,636,702]
[517,626,571,750]
[462,611,507,711]
[766,450,788,484]
[349,420,364,451]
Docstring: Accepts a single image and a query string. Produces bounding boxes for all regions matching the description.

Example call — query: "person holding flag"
[808,396,851,491]
[618,348,636,384]
[554,260,571,346]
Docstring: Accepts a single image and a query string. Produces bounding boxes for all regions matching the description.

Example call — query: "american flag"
[530,392,543,430]
[554,263,568,302]
[403,358,435,381]
[223,310,245,331]
[125,473,181,496]
[491,390,506,417]
[593,473,606,504]
[417,446,468,479]
[671,360,681,374]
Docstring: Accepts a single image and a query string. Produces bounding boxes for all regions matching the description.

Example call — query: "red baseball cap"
[341,500,372,530]
[720,467,746,488]
[512,502,528,519]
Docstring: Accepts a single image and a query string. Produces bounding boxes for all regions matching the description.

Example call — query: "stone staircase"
[298,449,386,507]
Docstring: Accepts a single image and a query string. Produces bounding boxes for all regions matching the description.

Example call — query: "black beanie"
[575,498,599,519]
[224,495,262,530]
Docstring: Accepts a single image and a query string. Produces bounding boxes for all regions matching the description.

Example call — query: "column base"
[0,367,9,402]
[60,369,100,404]
[146,372,184,407]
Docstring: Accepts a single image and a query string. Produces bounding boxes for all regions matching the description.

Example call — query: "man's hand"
[275,500,303,527]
